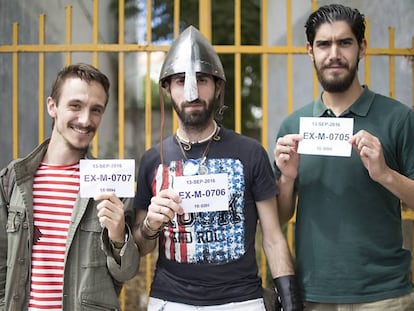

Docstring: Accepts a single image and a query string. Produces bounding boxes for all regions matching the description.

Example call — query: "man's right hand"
[274,134,302,181]
[145,188,184,231]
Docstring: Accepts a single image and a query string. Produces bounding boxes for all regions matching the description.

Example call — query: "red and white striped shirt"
[29,163,79,311]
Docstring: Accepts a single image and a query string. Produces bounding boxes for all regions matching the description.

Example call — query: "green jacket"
[0,140,140,310]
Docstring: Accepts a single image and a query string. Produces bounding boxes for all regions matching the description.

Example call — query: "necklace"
[176,122,218,150]
[176,125,221,176]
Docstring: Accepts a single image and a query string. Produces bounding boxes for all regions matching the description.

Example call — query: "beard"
[172,97,217,130]
[315,58,359,93]
[54,119,94,154]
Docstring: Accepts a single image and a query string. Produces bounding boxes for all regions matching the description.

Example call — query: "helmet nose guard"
[159,25,226,102]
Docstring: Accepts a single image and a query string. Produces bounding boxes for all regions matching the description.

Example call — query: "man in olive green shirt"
[274,4,414,311]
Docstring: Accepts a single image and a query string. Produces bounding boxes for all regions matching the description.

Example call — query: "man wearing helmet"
[133,26,302,310]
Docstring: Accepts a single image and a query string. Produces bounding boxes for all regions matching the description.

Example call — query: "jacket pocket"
[79,217,106,268]
[78,277,121,310]
[6,208,25,233]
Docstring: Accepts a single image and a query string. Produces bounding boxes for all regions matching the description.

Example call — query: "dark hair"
[49,63,110,105]
[305,4,366,46]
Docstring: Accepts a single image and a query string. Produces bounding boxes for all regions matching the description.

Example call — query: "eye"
[91,106,105,115]
[69,102,81,110]
[196,74,212,84]
[339,39,353,47]
[172,76,185,85]
[197,77,208,83]
[316,41,330,48]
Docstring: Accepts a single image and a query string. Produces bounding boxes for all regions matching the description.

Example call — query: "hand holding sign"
[95,192,126,243]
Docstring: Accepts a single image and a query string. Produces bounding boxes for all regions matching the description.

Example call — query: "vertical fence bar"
[171,0,180,133]
[92,0,99,66]
[261,0,269,149]
[144,0,153,301]
[388,27,395,99]
[38,14,45,143]
[286,0,293,114]
[412,37,414,110]
[234,0,242,133]
[364,20,371,87]
[118,0,125,159]
[260,0,270,287]
[311,0,319,99]
[311,0,319,98]
[286,0,301,256]
[199,0,211,41]
[65,6,72,65]
[145,0,152,149]
[145,0,153,151]
[12,23,19,159]
[91,0,100,157]
[118,0,126,292]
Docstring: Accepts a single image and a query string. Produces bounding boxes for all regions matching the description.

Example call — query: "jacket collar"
[14,139,94,184]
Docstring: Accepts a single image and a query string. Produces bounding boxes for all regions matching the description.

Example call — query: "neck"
[322,81,363,116]
[177,121,218,144]
[43,137,86,165]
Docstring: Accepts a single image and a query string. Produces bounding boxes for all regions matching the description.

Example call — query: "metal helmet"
[159,25,226,102]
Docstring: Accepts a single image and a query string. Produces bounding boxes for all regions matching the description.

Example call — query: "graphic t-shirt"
[134,127,278,305]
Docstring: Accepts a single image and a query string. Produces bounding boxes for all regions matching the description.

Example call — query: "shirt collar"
[313,85,375,117]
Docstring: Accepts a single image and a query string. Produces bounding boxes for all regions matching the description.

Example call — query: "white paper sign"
[173,173,229,213]
[80,159,135,198]
[297,117,354,157]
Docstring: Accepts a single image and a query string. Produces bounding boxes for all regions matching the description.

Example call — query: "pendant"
[198,164,208,175]
[183,159,199,176]
[198,156,208,175]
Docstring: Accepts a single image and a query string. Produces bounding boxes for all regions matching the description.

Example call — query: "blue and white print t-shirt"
[134,127,278,306]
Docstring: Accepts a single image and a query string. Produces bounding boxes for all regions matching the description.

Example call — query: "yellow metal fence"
[1,0,414,310]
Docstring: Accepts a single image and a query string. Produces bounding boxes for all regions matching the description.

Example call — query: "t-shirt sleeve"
[400,109,414,179]
[250,143,279,201]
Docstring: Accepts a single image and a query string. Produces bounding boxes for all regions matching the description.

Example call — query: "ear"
[306,42,314,61]
[163,82,172,97]
[215,80,224,99]
[358,39,367,60]
[46,97,57,118]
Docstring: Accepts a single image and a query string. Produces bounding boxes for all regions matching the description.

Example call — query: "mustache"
[181,99,207,106]
[322,60,348,69]
[71,124,96,132]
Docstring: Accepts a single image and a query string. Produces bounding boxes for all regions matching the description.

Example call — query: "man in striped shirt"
[0,63,139,310]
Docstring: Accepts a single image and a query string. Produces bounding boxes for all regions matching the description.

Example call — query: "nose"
[184,70,199,102]
[77,109,91,125]
[329,44,340,60]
